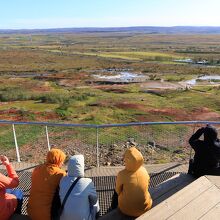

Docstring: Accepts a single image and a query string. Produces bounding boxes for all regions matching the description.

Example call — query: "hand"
[198,127,205,132]
[0,155,10,166]
[88,195,97,205]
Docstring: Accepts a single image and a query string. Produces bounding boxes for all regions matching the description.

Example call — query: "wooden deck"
[137,175,220,220]
[2,162,220,219]
[85,162,188,177]
[0,162,38,171]
[0,161,188,216]
[0,161,188,175]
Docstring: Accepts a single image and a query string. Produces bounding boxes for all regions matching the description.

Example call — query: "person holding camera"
[189,125,220,177]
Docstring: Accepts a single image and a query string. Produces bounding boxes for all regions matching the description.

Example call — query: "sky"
[0,0,220,29]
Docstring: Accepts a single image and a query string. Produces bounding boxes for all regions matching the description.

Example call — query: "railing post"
[96,127,99,167]
[12,124,21,162]
[45,126,51,151]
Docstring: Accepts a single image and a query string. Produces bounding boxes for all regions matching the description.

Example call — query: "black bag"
[51,187,61,220]
[51,177,81,220]
[110,190,118,211]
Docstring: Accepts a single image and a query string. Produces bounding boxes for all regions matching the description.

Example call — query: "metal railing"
[0,120,220,167]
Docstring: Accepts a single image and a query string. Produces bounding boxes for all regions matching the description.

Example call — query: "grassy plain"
[1,33,220,122]
[0,32,220,164]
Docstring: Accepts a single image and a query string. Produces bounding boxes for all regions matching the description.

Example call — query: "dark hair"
[204,125,218,141]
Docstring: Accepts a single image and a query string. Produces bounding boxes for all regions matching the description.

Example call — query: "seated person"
[189,125,220,177]
[102,147,152,219]
[0,155,23,220]
[59,154,99,220]
[27,148,66,220]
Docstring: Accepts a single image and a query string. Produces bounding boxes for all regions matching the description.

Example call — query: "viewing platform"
[0,161,194,218]
[2,161,220,219]
[1,120,220,219]
[138,175,220,220]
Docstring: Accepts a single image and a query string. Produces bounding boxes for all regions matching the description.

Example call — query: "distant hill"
[0,26,220,34]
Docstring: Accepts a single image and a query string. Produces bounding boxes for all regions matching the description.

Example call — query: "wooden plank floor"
[137,175,220,220]
[149,173,195,207]
[0,161,188,176]
[0,162,38,171]
[85,162,188,177]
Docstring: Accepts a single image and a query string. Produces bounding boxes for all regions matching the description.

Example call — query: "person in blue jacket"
[59,154,99,220]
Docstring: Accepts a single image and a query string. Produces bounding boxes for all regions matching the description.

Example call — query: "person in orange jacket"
[27,148,66,220]
[116,146,152,218]
[0,155,22,220]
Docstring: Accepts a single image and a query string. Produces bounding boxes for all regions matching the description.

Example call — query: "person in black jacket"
[189,125,220,177]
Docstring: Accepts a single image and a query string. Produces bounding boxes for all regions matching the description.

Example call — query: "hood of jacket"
[124,147,144,172]
[46,148,66,166]
[204,125,218,142]
[68,155,84,177]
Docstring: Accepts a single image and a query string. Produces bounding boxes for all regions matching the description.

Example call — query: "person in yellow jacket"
[27,148,66,220]
[116,146,152,218]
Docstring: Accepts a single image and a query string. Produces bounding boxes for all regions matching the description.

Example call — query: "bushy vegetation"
[0,87,33,101]
[0,32,220,152]
[40,92,70,104]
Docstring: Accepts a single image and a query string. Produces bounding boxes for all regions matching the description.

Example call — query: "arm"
[213,139,220,158]
[146,170,150,189]
[88,180,100,217]
[189,127,205,150]
[0,156,19,189]
[88,180,98,206]
[115,173,123,196]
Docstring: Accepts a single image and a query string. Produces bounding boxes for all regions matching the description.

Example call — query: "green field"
[0,32,220,161]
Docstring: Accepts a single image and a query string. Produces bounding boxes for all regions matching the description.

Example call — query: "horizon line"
[1,25,220,31]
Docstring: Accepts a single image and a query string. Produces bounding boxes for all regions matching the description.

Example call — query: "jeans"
[6,189,23,214]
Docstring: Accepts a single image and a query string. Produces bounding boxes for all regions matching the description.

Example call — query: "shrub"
[0,88,31,101]
[40,93,70,104]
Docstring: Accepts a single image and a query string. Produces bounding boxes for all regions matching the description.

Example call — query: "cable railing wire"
[1,120,220,167]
